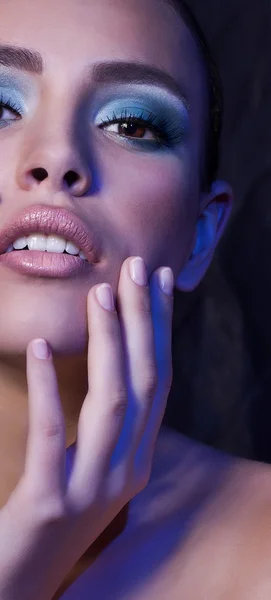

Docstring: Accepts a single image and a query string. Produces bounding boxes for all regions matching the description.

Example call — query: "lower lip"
[0,250,90,278]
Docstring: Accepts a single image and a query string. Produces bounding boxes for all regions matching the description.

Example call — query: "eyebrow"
[0,44,43,74]
[0,43,187,102]
[91,61,187,103]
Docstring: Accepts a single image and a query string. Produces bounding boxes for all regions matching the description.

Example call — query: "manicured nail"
[130,257,147,286]
[96,284,115,311]
[159,268,174,296]
[32,339,51,360]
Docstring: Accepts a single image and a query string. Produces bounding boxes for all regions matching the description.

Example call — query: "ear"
[176,181,233,292]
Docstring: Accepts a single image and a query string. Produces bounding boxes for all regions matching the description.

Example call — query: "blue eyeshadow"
[93,84,190,151]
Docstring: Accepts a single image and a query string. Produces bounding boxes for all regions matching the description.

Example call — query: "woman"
[0,0,267,598]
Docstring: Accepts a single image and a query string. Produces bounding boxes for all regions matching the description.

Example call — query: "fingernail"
[96,284,115,311]
[32,339,51,360]
[159,268,174,296]
[130,257,147,286]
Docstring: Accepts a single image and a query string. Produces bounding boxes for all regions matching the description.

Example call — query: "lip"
[0,250,91,278]
[0,204,100,278]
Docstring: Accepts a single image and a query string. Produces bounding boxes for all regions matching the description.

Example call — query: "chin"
[0,302,88,359]
[0,327,88,358]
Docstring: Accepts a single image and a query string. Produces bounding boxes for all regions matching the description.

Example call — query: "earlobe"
[175,180,233,292]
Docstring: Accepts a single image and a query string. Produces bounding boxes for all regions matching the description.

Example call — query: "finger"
[110,257,158,468]
[24,339,66,505]
[135,267,174,468]
[67,283,127,508]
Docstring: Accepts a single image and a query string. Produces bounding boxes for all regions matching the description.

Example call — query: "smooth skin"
[0,0,231,506]
[2,0,264,598]
[0,257,173,600]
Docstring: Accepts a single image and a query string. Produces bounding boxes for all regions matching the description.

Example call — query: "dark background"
[163,0,271,462]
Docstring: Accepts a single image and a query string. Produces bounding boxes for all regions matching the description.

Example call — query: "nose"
[16,135,92,197]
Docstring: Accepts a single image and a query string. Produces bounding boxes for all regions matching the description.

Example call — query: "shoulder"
[130,427,271,599]
[150,427,271,599]
[127,425,231,531]
[65,427,271,599]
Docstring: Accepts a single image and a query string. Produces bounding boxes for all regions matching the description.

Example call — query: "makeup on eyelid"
[0,72,32,100]
[0,74,190,149]
[0,89,25,109]
[93,86,190,150]
[0,74,31,126]
[0,91,22,119]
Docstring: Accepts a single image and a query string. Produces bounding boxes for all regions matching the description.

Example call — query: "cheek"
[107,153,199,271]
[0,133,20,197]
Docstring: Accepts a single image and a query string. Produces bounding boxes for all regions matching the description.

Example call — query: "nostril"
[31,167,48,182]
[64,170,79,187]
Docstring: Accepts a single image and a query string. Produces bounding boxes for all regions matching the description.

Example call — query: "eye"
[96,107,186,150]
[99,113,157,141]
[0,94,22,123]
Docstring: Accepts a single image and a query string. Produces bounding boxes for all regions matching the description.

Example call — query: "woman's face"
[0,0,206,357]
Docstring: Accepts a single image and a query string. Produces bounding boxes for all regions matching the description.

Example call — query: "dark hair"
[167,0,223,190]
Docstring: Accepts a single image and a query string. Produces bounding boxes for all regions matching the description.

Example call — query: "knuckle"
[110,464,136,504]
[37,498,68,524]
[40,421,64,439]
[141,365,158,398]
[110,388,128,417]
[110,478,127,503]
[20,481,67,525]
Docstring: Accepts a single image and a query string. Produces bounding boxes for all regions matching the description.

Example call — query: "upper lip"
[0,205,100,263]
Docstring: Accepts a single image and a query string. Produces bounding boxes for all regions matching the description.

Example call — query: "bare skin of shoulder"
[54,426,271,600]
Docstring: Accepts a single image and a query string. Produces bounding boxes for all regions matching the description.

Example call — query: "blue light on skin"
[92,84,190,153]
[0,73,190,154]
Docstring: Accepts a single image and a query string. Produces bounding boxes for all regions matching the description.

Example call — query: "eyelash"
[0,98,184,149]
[0,93,22,118]
[98,108,183,148]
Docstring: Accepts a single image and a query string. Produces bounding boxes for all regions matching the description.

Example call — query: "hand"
[0,256,174,600]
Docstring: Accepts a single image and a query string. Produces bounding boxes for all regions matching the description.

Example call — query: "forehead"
[0,0,205,147]
[0,0,203,92]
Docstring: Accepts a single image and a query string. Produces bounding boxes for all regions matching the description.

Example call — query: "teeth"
[45,235,66,254]
[13,236,28,250]
[9,233,88,260]
[27,233,48,251]
[65,240,80,255]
